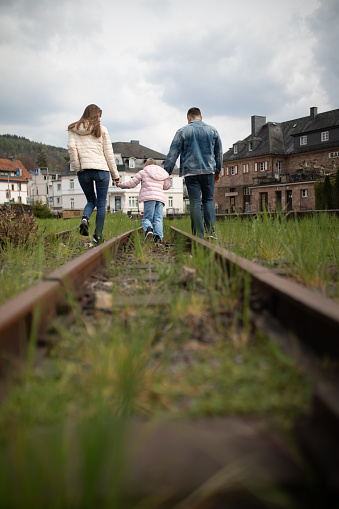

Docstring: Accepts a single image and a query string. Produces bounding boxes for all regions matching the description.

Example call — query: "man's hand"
[214,173,221,183]
[113,178,120,186]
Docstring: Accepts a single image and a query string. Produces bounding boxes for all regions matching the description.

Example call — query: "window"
[128,196,138,208]
[234,145,238,154]
[259,162,267,171]
[11,184,14,191]
[57,184,61,191]
[300,135,307,146]
[249,142,253,151]
[168,196,173,208]
[44,175,47,181]
[70,180,74,189]
[17,183,21,191]
[243,164,249,173]
[301,189,308,198]
[57,197,60,204]
[129,158,135,169]
[276,161,282,172]
[321,131,329,142]
[244,187,250,195]
[18,196,22,203]
[115,158,119,165]
[220,168,224,177]
[230,166,238,175]
[36,188,39,195]
[70,198,74,209]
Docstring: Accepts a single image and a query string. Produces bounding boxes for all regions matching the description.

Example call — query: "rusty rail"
[0,228,137,378]
[171,226,339,358]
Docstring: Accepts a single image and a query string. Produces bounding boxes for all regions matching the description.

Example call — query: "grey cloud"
[141,32,289,119]
[307,0,339,107]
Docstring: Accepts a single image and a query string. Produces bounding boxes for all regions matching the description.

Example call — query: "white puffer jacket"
[119,165,171,205]
[67,123,119,179]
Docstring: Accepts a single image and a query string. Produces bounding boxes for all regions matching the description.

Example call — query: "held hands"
[113,178,121,186]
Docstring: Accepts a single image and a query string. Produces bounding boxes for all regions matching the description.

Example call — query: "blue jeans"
[142,201,164,239]
[77,169,110,237]
[185,174,216,238]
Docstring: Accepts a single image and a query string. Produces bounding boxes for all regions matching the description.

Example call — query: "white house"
[0,158,30,205]
[53,140,184,215]
[27,168,60,206]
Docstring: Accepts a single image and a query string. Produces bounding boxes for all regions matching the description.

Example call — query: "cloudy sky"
[0,0,338,156]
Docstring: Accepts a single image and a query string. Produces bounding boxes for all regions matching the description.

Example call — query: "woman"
[67,104,120,246]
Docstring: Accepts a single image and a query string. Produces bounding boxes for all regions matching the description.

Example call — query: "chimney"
[310,107,318,120]
[131,140,139,144]
[251,115,266,137]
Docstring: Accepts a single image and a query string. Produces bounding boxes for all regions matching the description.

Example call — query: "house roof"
[0,158,31,181]
[112,140,166,160]
[223,107,339,162]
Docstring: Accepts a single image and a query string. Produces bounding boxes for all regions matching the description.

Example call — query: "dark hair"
[187,107,201,118]
[68,104,102,138]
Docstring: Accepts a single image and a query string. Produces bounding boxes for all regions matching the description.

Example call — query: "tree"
[323,175,334,210]
[334,169,339,209]
[35,146,48,169]
[315,181,324,209]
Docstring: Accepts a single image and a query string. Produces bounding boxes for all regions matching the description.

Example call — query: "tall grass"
[0,214,141,305]
[0,230,313,507]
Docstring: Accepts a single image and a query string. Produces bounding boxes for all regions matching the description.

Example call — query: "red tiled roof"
[0,158,31,181]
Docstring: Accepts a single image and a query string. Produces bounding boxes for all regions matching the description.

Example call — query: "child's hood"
[144,165,170,181]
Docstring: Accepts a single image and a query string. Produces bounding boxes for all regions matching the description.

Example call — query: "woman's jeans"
[77,169,109,237]
[142,200,164,239]
[185,173,216,238]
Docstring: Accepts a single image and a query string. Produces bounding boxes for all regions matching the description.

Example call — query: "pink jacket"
[119,165,171,205]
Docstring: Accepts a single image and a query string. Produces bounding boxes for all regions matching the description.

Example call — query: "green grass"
[0,214,140,305]
[0,220,316,507]
[168,213,339,300]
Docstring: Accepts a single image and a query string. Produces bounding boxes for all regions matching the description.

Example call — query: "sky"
[0,0,338,156]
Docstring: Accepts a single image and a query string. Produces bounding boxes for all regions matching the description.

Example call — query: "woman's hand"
[113,178,120,186]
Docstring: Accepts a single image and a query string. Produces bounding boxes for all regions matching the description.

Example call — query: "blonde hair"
[144,158,156,167]
[68,104,102,138]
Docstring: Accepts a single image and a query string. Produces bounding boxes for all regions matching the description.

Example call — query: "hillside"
[0,134,69,172]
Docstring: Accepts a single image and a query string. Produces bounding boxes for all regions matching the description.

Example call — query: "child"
[118,158,171,243]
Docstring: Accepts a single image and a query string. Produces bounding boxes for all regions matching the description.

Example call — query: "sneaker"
[145,226,153,241]
[207,234,218,240]
[79,216,89,236]
[92,234,103,247]
[154,235,161,244]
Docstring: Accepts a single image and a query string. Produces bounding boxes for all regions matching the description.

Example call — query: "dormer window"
[300,136,307,146]
[249,141,253,151]
[234,145,238,154]
[321,131,329,142]
[129,158,135,168]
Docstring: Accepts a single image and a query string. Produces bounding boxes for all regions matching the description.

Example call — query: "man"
[164,107,223,238]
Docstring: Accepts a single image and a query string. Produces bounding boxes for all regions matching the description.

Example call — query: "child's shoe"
[145,226,153,241]
[79,216,89,236]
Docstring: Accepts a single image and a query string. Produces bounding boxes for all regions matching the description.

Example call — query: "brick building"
[215,107,339,213]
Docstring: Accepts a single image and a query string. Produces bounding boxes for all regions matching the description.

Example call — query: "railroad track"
[0,226,339,507]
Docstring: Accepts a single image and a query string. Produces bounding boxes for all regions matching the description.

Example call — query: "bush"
[0,208,39,248]
[33,200,53,219]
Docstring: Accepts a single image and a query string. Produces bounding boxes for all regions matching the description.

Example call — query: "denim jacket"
[164,119,223,177]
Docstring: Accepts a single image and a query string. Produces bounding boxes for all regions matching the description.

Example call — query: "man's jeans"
[185,174,216,238]
[77,169,110,237]
[142,200,164,239]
